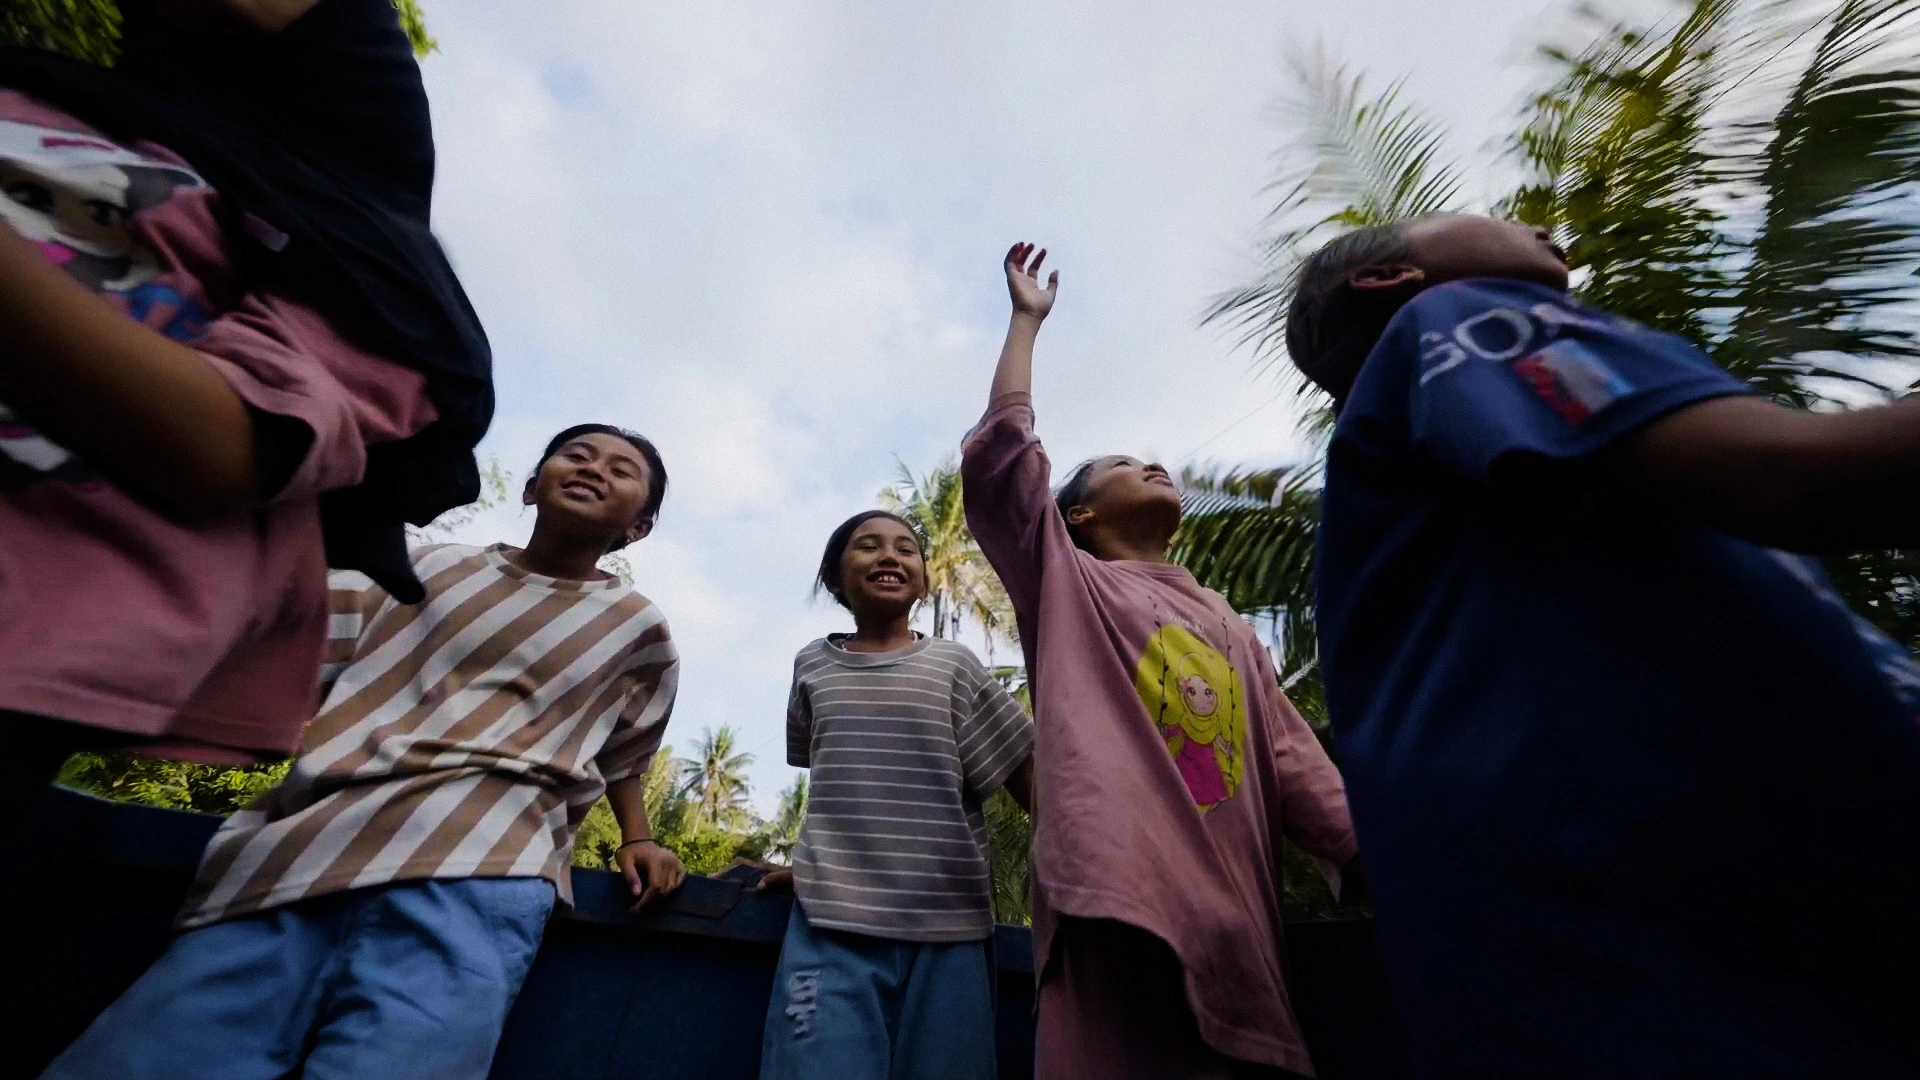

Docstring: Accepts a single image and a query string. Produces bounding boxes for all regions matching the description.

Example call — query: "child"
[756,509,1035,1080]
[0,0,491,851]
[961,244,1360,1080]
[1293,213,1920,1076]
[41,424,686,1080]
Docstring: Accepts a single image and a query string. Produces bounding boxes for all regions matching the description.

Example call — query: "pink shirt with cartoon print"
[0,90,436,761]
[962,397,1358,1076]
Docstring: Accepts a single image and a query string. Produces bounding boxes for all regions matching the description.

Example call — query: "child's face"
[1072,456,1182,537]
[527,433,653,543]
[1402,214,1570,292]
[838,517,927,621]
[0,159,136,258]
[1178,674,1218,717]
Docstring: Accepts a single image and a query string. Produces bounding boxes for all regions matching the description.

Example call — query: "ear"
[1065,505,1095,528]
[625,517,654,545]
[521,475,539,507]
[1347,264,1426,293]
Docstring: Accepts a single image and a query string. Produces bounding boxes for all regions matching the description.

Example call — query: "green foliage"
[881,459,1017,654]
[983,788,1031,925]
[681,726,754,831]
[0,0,119,63]
[1189,0,1920,674]
[57,751,289,815]
[0,0,435,64]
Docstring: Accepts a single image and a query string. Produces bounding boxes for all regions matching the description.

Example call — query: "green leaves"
[0,0,120,65]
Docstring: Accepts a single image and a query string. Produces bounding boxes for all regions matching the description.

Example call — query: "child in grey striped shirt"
[757,510,1033,1080]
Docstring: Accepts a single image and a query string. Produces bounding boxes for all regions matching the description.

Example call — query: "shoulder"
[791,638,833,674]
[922,639,990,680]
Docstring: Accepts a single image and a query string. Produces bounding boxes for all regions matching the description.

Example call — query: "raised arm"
[989,242,1058,407]
[1620,394,1920,552]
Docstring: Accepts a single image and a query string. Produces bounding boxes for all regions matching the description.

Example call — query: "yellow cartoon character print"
[1136,625,1246,812]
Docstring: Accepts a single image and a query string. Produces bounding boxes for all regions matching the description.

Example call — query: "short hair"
[535,424,669,526]
[815,510,925,609]
[1054,460,1099,553]
[1285,222,1417,400]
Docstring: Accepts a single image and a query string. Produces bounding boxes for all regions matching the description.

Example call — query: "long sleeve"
[1251,642,1358,892]
[960,398,1069,620]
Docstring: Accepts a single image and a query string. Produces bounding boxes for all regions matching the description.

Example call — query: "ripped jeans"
[758,903,997,1080]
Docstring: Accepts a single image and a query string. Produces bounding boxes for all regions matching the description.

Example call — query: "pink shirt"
[0,91,436,762]
[962,398,1358,1076]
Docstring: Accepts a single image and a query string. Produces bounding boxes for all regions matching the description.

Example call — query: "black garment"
[0,0,493,602]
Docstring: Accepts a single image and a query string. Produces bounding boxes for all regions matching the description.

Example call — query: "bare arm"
[607,776,686,912]
[0,226,258,520]
[989,242,1057,407]
[1002,754,1034,815]
[1618,393,1920,552]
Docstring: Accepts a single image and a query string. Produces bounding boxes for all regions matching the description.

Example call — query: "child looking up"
[962,245,1359,1080]
[42,424,685,1080]
[1296,213,1920,1077]
[757,509,1034,1080]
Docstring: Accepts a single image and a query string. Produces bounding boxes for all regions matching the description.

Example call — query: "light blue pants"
[41,876,554,1080]
[760,903,998,1080]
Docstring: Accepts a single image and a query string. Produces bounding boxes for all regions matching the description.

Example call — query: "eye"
[85,199,129,228]
[5,180,53,212]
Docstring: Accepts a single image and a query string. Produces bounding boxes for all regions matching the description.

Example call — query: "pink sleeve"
[960,396,1064,615]
[191,292,439,505]
[1250,644,1359,891]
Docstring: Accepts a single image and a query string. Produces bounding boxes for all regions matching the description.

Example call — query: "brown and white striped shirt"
[177,543,678,929]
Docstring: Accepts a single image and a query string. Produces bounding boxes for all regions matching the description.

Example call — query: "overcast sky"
[419,0,1601,810]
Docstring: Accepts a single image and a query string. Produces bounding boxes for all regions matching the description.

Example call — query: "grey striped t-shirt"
[787,635,1034,942]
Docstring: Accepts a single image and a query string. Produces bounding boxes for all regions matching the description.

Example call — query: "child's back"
[1299,216,1920,1076]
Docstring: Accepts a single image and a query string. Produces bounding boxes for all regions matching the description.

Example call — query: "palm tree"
[680,726,754,831]
[1181,0,1920,684]
[880,459,1017,652]
[767,776,808,864]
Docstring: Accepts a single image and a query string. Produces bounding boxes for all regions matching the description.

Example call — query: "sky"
[417,0,1597,811]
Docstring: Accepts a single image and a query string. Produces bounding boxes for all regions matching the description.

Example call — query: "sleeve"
[1249,644,1358,894]
[1381,280,1750,495]
[593,619,680,783]
[191,292,439,506]
[787,652,814,769]
[959,397,1072,615]
[319,568,389,699]
[952,649,1036,797]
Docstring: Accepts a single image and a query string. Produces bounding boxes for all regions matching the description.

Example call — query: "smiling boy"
[1298,214,1920,1077]
[43,424,687,1080]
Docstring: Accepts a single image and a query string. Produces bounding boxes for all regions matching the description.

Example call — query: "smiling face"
[1178,673,1218,718]
[836,516,927,622]
[524,432,654,548]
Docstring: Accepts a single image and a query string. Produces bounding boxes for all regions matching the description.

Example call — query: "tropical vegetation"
[1,0,434,62]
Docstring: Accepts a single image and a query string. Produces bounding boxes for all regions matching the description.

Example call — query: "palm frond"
[1720,0,1920,400]
[1506,0,1740,343]
[1204,45,1466,379]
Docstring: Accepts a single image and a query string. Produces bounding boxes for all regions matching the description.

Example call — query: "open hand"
[1005,242,1058,320]
[617,840,687,913]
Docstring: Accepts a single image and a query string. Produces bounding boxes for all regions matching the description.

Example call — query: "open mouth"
[1548,242,1569,265]
[868,569,908,587]
[560,480,604,501]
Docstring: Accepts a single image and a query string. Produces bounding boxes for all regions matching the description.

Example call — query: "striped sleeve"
[594,629,679,783]
[786,650,814,768]
[952,648,1034,797]
[320,569,388,698]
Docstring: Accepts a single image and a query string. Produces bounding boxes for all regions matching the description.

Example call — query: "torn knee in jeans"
[784,969,821,1037]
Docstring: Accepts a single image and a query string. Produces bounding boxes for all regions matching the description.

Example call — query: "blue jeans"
[760,904,998,1080]
[41,876,554,1080]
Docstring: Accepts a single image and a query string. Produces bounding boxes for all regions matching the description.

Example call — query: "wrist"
[618,837,660,851]
[1009,310,1046,330]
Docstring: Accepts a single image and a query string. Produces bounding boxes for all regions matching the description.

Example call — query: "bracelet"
[618,838,661,851]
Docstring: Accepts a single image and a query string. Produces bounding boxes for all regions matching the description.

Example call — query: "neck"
[512,525,611,582]
[1090,523,1175,564]
[845,609,916,653]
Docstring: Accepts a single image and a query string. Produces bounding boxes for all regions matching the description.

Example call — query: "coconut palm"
[680,726,755,831]
[767,776,808,864]
[880,459,1017,652]
[1180,0,1920,688]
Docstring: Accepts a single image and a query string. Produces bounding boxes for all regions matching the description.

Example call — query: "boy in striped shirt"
[44,424,687,1080]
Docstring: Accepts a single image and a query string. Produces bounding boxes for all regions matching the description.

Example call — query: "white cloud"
[421,0,1573,810]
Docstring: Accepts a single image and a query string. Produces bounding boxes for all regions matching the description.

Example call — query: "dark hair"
[815,510,924,609]
[1285,222,1418,402]
[535,424,669,527]
[1054,460,1099,553]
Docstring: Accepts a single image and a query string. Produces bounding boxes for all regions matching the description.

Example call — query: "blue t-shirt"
[1317,279,1920,1078]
